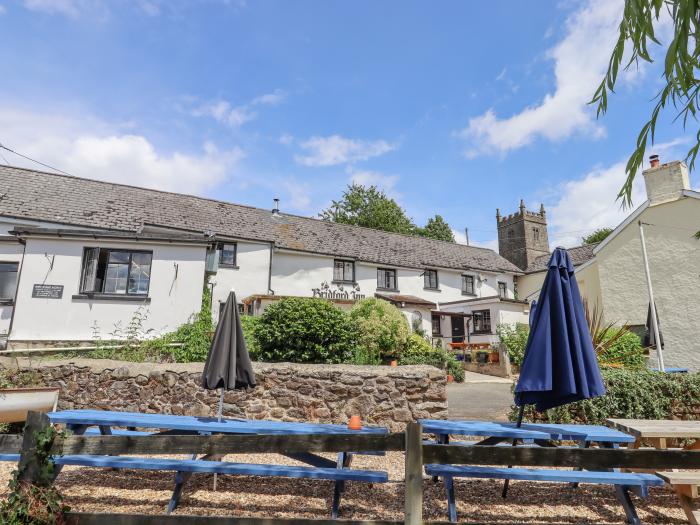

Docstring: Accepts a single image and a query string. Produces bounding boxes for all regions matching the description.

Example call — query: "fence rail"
[11,412,700,525]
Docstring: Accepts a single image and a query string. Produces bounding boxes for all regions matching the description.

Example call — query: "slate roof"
[0,164,522,274]
[525,243,598,273]
[374,293,437,308]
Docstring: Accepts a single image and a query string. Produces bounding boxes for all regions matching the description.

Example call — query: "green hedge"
[399,334,464,382]
[513,368,700,425]
[253,297,358,364]
[597,330,646,369]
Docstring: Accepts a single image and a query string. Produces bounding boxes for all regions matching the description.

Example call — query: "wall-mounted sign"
[312,281,365,300]
[32,284,64,299]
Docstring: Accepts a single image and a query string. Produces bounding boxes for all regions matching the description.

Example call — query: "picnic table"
[420,419,663,524]
[46,409,389,517]
[608,418,700,524]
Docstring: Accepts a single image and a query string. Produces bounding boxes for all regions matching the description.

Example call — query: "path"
[448,372,513,421]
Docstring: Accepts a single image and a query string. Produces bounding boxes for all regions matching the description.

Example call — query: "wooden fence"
[3,414,700,524]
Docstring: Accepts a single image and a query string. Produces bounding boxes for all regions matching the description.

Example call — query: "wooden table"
[607,418,700,524]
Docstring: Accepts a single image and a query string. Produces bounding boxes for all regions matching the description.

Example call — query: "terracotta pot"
[348,415,363,430]
[390,360,398,367]
[446,374,454,383]
[488,352,500,363]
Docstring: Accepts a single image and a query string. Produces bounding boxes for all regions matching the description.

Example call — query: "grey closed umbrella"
[202,290,256,421]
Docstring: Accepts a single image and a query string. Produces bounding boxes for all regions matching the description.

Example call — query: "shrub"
[254,297,358,364]
[349,298,410,361]
[512,368,700,425]
[399,334,464,382]
[597,330,646,369]
[496,323,529,366]
[241,315,261,360]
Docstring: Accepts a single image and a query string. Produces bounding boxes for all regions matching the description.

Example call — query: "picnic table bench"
[608,418,700,524]
[420,419,661,525]
[40,409,390,518]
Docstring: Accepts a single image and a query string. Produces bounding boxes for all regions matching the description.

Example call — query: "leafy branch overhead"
[592,0,700,206]
[319,183,456,242]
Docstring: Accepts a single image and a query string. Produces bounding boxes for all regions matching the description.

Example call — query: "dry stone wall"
[0,358,448,430]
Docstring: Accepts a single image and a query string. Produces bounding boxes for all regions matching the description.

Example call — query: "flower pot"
[464,353,472,363]
[348,415,362,430]
[446,374,454,383]
[0,387,60,424]
[488,352,500,364]
[390,360,398,367]
[476,352,489,364]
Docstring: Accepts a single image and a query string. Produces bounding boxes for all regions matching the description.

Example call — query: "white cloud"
[458,0,623,157]
[295,135,395,167]
[278,133,294,146]
[0,5,6,15]
[0,106,243,194]
[452,229,498,251]
[279,179,311,211]
[192,89,287,128]
[23,0,86,17]
[347,167,399,192]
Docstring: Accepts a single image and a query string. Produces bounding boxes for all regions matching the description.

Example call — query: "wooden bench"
[425,464,664,524]
[53,454,388,517]
[657,471,700,524]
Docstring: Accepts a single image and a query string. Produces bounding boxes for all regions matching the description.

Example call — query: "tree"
[418,215,456,242]
[319,184,416,235]
[592,1,700,206]
[582,227,613,245]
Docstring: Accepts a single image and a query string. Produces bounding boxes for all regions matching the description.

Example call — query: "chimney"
[643,156,690,205]
[272,198,280,215]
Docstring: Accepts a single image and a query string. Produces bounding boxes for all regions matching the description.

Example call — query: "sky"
[0,0,696,250]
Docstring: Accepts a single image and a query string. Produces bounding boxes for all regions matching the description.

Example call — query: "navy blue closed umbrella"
[515,247,605,412]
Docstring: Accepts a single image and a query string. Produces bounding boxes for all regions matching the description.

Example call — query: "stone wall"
[0,358,448,430]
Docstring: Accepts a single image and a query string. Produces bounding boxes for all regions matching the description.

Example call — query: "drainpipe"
[4,238,27,350]
[267,242,275,295]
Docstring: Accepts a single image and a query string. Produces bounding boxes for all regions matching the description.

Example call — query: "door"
[451,316,465,343]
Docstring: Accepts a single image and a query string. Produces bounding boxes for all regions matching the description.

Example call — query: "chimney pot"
[649,154,660,168]
[272,198,280,215]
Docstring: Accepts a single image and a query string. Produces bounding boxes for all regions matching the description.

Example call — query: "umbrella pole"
[502,405,525,499]
[213,388,225,491]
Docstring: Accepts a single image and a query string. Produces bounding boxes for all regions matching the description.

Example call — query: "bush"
[241,315,261,360]
[496,323,529,366]
[349,298,410,362]
[399,334,464,382]
[597,330,646,369]
[254,297,358,364]
[512,368,700,425]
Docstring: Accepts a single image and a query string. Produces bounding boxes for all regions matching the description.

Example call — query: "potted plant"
[464,352,472,363]
[488,349,500,363]
[476,350,489,364]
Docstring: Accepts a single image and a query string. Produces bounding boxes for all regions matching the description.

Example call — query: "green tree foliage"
[592,0,700,206]
[582,227,613,244]
[254,297,358,364]
[495,323,530,366]
[319,184,416,235]
[417,215,456,242]
[399,333,465,382]
[349,297,411,361]
[320,183,456,241]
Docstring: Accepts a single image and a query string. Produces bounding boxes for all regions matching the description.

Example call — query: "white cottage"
[0,164,525,350]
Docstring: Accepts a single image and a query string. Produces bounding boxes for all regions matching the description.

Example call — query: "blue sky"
[0,0,695,248]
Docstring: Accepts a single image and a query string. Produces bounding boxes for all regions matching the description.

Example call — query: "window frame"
[498,281,508,299]
[376,267,398,291]
[431,313,442,336]
[423,269,439,290]
[79,247,153,297]
[0,261,19,304]
[472,309,492,334]
[217,242,238,268]
[332,259,356,284]
[461,274,476,296]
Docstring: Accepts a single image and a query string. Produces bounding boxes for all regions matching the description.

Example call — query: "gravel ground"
[0,451,689,523]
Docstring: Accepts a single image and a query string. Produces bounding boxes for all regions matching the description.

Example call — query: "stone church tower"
[497,200,550,271]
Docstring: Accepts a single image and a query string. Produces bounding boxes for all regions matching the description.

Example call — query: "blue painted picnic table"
[419,419,659,525]
[46,409,388,518]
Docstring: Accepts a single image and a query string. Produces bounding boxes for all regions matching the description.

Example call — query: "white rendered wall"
[10,237,207,341]
[597,196,700,370]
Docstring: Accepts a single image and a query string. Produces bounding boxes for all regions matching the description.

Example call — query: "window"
[424,269,438,290]
[80,248,152,296]
[472,309,491,333]
[461,274,475,295]
[218,242,237,267]
[377,268,397,290]
[333,259,355,283]
[498,281,507,298]
[533,227,540,242]
[0,262,19,302]
[431,314,441,336]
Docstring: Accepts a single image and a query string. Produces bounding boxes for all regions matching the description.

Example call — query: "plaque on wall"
[32,284,64,299]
